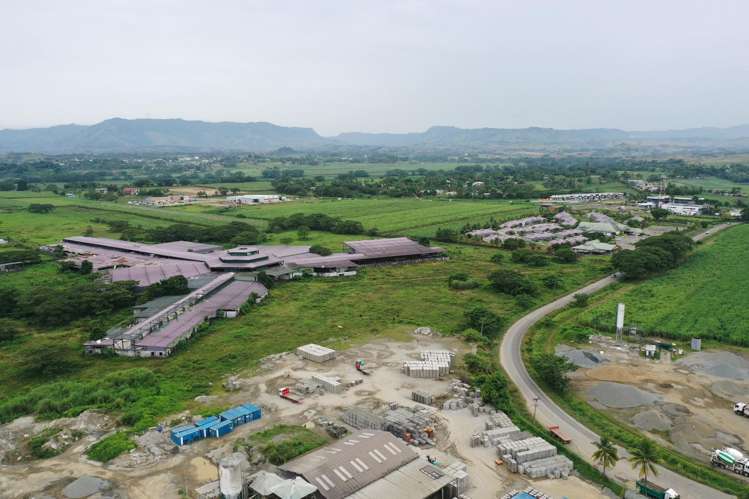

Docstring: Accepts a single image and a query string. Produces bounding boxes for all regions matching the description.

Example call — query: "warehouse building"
[280,431,462,499]
[343,238,445,265]
[226,194,287,204]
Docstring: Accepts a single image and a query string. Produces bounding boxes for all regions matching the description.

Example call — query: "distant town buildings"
[548,192,624,203]
[226,194,287,204]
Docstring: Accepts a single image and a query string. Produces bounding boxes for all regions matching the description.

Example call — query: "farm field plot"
[0,192,263,243]
[231,161,461,178]
[576,224,749,344]
[175,197,539,237]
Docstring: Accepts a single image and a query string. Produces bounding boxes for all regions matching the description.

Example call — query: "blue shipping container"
[208,420,234,438]
[171,426,202,446]
[241,403,262,422]
[195,416,220,437]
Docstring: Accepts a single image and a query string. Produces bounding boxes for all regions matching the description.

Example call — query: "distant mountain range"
[1,118,749,154]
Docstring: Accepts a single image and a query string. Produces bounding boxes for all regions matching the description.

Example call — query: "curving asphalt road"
[499,224,736,499]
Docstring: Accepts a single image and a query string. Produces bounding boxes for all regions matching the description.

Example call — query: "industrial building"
[85,273,266,357]
[279,430,467,499]
[226,194,287,204]
[548,192,624,203]
[571,240,616,255]
[62,236,444,285]
[171,403,261,446]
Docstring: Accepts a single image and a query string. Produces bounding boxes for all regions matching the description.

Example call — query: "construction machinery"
[355,359,373,375]
[711,447,749,476]
[278,387,304,404]
[636,479,680,499]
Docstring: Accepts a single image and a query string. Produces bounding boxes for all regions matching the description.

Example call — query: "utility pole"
[533,396,539,420]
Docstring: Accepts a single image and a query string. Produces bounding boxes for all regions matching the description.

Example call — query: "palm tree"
[629,439,659,482]
[592,436,619,478]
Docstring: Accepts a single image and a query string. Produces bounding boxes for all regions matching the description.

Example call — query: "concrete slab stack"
[296,344,336,363]
[485,412,513,429]
[341,407,385,430]
[444,461,470,496]
[519,455,574,479]
[311,374,343,393]
[412,390,433,405]
[480,426,522,447]
[383,406,435,446]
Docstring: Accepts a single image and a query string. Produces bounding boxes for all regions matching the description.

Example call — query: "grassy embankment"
[523,225,749,497]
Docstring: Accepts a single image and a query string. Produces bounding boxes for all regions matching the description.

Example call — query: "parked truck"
[734,402,749,417]
[636,479,680,499]
[711,447,749,476]
[278,387,304,404]
[547,425,571,444]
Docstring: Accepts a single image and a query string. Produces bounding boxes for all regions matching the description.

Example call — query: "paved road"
[499,224,736,499]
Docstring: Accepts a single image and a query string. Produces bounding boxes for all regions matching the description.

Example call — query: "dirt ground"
[0,334,608,499]
[565,335,749,463]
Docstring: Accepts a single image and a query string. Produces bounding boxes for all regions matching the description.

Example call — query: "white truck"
[734,402,749,417]
[711,448,749,476]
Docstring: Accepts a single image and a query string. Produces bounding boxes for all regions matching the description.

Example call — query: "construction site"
[0,333,608,499]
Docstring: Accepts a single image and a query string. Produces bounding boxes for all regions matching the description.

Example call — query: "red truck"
[548,425,571,444]
[278,387,304,404]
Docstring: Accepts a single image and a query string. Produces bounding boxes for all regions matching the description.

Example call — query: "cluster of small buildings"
[466,212,623,254]
[627,179,661,192]
[547,192,624,203]
[171,403,262,446]
[638,195,705,216]
[128,195,197,207]
[466,213,584,247]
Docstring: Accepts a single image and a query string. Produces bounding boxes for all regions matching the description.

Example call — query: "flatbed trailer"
[278,387,304,404]
[547,425,571,444]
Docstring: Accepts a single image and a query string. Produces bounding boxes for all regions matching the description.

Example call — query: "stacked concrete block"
[444,461,470,496]
[383,406,435,446]
[311,374,343,394]
[496,436,548,456]
[480,426,522,447]
[519,455,573,479]
[515,443,557,464]
[485,412,513,430]
[470,434,482,447]
[342,408,385,430]
[442,398,466,410]
[296,344,336,363]
[412,390,433,405]
[402,361,441,378]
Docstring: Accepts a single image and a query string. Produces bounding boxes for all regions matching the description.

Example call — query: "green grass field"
[574,224,749,344]
[171,197,538,237]
[229,160,462,178]
[0,235,609,427]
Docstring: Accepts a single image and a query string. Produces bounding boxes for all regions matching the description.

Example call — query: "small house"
[219,403,262,427]
[195,416,220,438]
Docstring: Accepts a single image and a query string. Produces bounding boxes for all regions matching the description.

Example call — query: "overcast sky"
[1,0,748,135]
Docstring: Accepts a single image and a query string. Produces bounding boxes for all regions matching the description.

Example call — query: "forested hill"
[0,118,325,153]
[2,118,749,153]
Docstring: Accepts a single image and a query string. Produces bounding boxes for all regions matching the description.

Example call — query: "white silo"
[219,453,244,499]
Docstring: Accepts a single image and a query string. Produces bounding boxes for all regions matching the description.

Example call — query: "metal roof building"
[343,238,445,263]
[280,431,418,499]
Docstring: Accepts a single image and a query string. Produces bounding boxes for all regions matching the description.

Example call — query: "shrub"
[488,269,537,296]
[309,245,332,256]
[571,293,589,307]
[554,246,577,263]
[490,253,504,263]
[542,275,563,289]
[464,305,503,338]
[502,238,526,250]
[87,432,136,462]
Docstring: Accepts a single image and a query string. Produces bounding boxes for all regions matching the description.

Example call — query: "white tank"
[725,448,745,461]
[219,453,244,499]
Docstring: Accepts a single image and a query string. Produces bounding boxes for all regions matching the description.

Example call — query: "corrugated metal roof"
[110,261,211,286]
[347,458,454,499]
[280,430,417,499]
[344,238,444,260]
